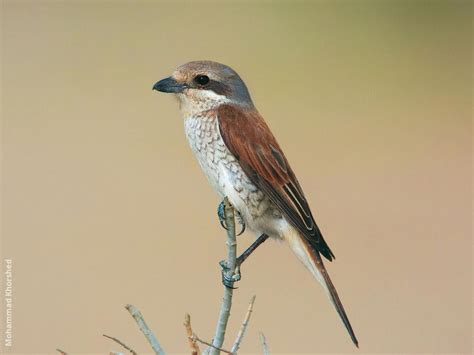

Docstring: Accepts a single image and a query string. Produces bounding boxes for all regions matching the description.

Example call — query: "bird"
[153,60,358,347]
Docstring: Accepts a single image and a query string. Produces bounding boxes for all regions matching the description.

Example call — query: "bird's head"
[153,61,254,113]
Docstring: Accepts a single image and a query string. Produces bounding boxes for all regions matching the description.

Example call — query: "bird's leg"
[219,233,269,287]
[217,200,246,236]
[236,233,269,267]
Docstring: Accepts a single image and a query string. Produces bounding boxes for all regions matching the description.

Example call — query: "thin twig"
[125,304,165,355]
[210,197,237,355]
[259,332,269,355]
[56,349,67,355]
[230,295,256,353]
[193,334,233,355]
[103,334,137,355]
[184,313,200,355]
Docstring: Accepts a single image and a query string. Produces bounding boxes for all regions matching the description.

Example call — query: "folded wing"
[217,104,335,261]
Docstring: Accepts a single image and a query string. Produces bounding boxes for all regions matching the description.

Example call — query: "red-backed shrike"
[153,61,358,347]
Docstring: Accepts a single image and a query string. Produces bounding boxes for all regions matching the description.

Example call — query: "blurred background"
[1,0,472,354]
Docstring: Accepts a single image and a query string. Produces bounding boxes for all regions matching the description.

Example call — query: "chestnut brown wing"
[217,104,335,261]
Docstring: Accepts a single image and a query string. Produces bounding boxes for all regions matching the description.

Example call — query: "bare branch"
[103,334,137,355]
[230,295,256,353]
[193,334,233,355]
[184,313,201,355]
[125,304,166,355]
[259,332,269,355]
[210,197,237,354]
[56,349,67,355]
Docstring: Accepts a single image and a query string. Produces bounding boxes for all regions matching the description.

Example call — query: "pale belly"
[184,114,285,238]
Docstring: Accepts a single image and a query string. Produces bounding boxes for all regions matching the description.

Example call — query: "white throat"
[177,89,231,117]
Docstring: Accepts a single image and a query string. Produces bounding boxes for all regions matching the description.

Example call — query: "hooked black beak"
[152,77,186,93]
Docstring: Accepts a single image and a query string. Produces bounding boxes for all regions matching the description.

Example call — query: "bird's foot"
[217,200,246,236]
[219,260,241,289]
[217,200,227,230]
[235,211,246,236]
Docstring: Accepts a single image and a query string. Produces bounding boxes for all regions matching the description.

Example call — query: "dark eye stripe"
[206,80,231,96]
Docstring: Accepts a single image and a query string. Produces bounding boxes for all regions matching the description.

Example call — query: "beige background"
[1,0,472,354]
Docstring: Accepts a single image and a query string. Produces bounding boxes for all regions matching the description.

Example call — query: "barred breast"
[184,112,283,237]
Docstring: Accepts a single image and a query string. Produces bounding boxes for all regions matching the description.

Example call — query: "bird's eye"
[194,75,210,86]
